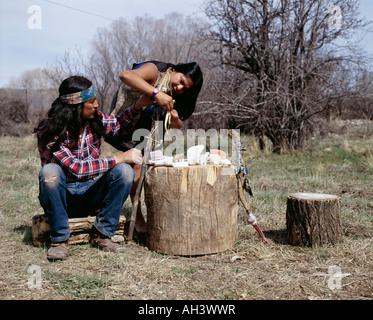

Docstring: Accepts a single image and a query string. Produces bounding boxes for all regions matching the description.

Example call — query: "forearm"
[119,65,174,112]
[113,148,142,165]
[120,70,155,97]
[105,105,142,137]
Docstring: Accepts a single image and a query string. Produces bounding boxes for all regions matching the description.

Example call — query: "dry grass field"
[0,120,372,301]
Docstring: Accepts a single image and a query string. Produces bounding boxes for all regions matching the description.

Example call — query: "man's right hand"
[114,148,142,165]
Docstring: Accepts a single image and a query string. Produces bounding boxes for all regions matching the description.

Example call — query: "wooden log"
[144,165,238,255]
[31,214,126,246]
[286,193,343,247]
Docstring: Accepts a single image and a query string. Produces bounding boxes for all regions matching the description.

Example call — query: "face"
[171,71,194,95]
[81,97,99,119]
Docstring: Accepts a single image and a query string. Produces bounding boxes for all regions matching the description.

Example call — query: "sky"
[0,0,373,88]
[0,0,205,87]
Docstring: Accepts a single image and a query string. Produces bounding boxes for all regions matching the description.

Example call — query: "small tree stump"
[144,165,238,255]
[31,214,126,246]
[286,193,343,247]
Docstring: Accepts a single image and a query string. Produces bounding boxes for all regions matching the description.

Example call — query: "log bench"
[31,214,126,246]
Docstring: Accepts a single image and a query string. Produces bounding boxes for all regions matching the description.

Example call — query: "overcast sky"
[0,0,372,88]
[0,0,205,87]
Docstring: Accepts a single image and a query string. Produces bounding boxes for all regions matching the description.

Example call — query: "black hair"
[34,76,105,152]
[172,62,203,120]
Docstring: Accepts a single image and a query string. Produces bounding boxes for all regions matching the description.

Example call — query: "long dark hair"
[172,62,203,120]
[132,61,203,120]
[34,76,105,152]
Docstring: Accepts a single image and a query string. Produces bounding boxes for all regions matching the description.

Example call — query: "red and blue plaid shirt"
[37,106,141,182]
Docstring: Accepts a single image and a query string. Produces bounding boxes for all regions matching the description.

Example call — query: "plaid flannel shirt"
[37,105,141,182]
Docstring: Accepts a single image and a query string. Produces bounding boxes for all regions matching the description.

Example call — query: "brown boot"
[47,241,69,261]
[91,232,125,253]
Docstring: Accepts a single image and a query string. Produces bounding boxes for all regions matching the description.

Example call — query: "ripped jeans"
[38,163,134,243]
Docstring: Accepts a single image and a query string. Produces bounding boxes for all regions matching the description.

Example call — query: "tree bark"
[144,165,238,255]
[286,193,343,247]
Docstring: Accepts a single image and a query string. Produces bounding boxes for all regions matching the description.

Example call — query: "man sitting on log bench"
[34,76,149,261]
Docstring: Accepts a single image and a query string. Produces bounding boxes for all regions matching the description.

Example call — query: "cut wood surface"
[286,192,343,247]
[144,165,238,256]
[31,214,126,245]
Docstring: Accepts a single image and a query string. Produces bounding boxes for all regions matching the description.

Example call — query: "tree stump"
[144,165,238,255]
[31,214,126,246]
[286,193,343,247]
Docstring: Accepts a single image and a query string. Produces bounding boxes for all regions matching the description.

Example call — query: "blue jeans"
[38,163,134,242]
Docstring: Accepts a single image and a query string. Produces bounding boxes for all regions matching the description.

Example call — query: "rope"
[155,68,173,133]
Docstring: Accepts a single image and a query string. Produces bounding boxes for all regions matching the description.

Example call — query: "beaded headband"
[59,86,96,105]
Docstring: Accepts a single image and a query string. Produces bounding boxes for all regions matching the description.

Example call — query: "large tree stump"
[31,214,126,246]
[286,193,343,247]
[144,165,238,255]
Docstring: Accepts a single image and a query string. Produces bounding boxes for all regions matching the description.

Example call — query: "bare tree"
[202,0,370,152]
[351,69,373,122]
[7,68,59,120]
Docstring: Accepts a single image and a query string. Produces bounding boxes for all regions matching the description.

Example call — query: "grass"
[0,120,372,301]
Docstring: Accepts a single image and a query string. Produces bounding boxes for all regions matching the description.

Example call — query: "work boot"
[47,241,69,261]
[91,231,125,253]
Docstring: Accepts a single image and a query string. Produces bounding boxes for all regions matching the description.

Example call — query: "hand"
[154,91,174,112]
[170,109,182,129]
[114,148,142,165]
[134,92,175,112]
